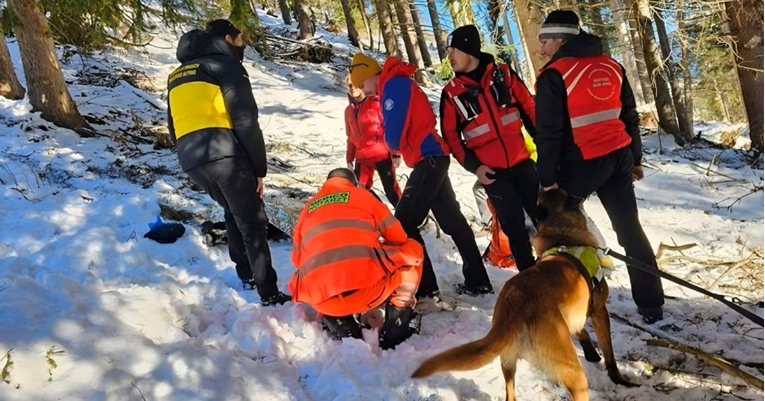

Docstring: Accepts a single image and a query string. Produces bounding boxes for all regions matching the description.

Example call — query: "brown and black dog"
[411,189,635,401]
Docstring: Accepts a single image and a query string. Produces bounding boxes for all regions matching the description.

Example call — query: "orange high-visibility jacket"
[288,177,421,305]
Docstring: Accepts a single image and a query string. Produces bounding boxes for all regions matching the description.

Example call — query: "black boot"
[453,282,494,296]
[321,314,363,341]
[261,291,291,306]
[379,302,421,350]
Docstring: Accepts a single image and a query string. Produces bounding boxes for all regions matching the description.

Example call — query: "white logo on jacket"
[384,99,394,111]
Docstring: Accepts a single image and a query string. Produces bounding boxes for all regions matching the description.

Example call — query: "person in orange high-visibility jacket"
[535,10,664,324]
[288,168,423,350]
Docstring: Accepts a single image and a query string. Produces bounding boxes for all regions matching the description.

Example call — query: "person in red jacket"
[343,75,402,206]
[535,10,664,323]
[440,25,540,272]
[288,168,423,349]
[349,53,493,304]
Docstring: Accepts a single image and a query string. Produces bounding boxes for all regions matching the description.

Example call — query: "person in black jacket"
[534,10,665,323]
[167,20,290,306]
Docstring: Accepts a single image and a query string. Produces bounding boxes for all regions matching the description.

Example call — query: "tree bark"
[610,0,644,104]
[357,0,374,51]
[512,0,545,80]
[676,5,693,132]
[0,21,25,100]
[277,0,292,25]
[8,0,92,136]
[374,0,400,57]
[724,0,763,152]
[426,0,447,60]
[393,0,430,85]
[633,0,681,140]
[624,0,654,105]
[653,8,692,142]
[587,0,611,55]
[294,0,315,39]
[408,1,432,67]
[500,7,523,76]
[339,0,361,47]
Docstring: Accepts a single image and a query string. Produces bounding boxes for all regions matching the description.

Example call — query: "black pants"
[394,156,490,297]
[186,157,279,298]
[482,159,540,271]
[354,158,401,206]
[558,147,665,309]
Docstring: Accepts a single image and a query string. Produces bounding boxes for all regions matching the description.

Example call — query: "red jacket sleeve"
[290,206,308,268]
[506,66,537,137]
[439,90,482,173]
[344,106,356,163]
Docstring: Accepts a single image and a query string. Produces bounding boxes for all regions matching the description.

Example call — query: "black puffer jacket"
[534,32,641,187]
[167,29,267,176]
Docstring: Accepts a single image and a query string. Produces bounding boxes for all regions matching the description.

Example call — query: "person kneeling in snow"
[343,75,402,206]
[288,168,423,350]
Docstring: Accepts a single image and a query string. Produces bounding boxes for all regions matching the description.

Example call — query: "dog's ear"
[563,193,582,212]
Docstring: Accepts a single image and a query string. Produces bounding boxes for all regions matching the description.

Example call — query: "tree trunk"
[653,8,692,142]
[633,0,681,140]
[8,0,91,136]
[624,0,654,105]
[277,0,292,25]
[513,0,546,79]
[713,79,731,122]
[374,0,400,57]
[357,0,374,51]
[393,0,430,85]
[294,0,315,39]
[724,0,763,152]
[610,0,644,104]
[339,0,361,47]
[408,1,432,67]
[500,7,523,76]
[676,6,693,132]
[0,22,25,100]
[426,0,447,60]
[587,0,611,55]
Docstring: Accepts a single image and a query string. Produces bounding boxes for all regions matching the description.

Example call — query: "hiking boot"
[379,302,421,350]
[453,282,494,296]
[261,291,292,306]
[638,306,664,324]
[321,314,363,341]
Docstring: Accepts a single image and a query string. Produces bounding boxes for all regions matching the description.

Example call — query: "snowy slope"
[1,10,763,401]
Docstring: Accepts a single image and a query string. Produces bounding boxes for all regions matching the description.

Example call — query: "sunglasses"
[348,62,368,72]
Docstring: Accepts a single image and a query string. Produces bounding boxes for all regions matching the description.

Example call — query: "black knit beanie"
[447,25,482,59]
[538,10,581,40]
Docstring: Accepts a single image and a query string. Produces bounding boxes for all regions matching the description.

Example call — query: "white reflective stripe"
[567,64,591,95]
[501,111,520,126]
[464,124,490,140]
[561,61,579,80]
[452,95,471,120]
[600,61,622,85]
[573,246,585,259]
[538,26,580,36]
[594,266,604,282]
[570,108,622,128]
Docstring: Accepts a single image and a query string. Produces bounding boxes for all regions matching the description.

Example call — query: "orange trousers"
[312,239,423,317]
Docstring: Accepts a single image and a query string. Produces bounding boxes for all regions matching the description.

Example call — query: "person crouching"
[288,168,423,349]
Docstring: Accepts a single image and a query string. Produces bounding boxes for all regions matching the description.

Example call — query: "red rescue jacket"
[344,95,390,164]
[440,55,536,172]
[540,55,631,160]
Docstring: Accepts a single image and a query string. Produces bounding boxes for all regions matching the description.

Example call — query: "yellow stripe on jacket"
[169,81,233,139]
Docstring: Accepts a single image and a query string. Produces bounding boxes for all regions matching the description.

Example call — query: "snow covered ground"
[1,10,763,401]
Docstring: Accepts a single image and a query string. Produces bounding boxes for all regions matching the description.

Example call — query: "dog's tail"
[411,306,520,378]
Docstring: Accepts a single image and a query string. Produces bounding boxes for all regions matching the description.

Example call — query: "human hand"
[476,165,496,185]
[392,155,402,168]
[347,162,354,171]
[256,177,264,199]
[631,166,644,182]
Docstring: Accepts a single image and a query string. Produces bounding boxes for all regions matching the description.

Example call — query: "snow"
[1,10,763,401]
